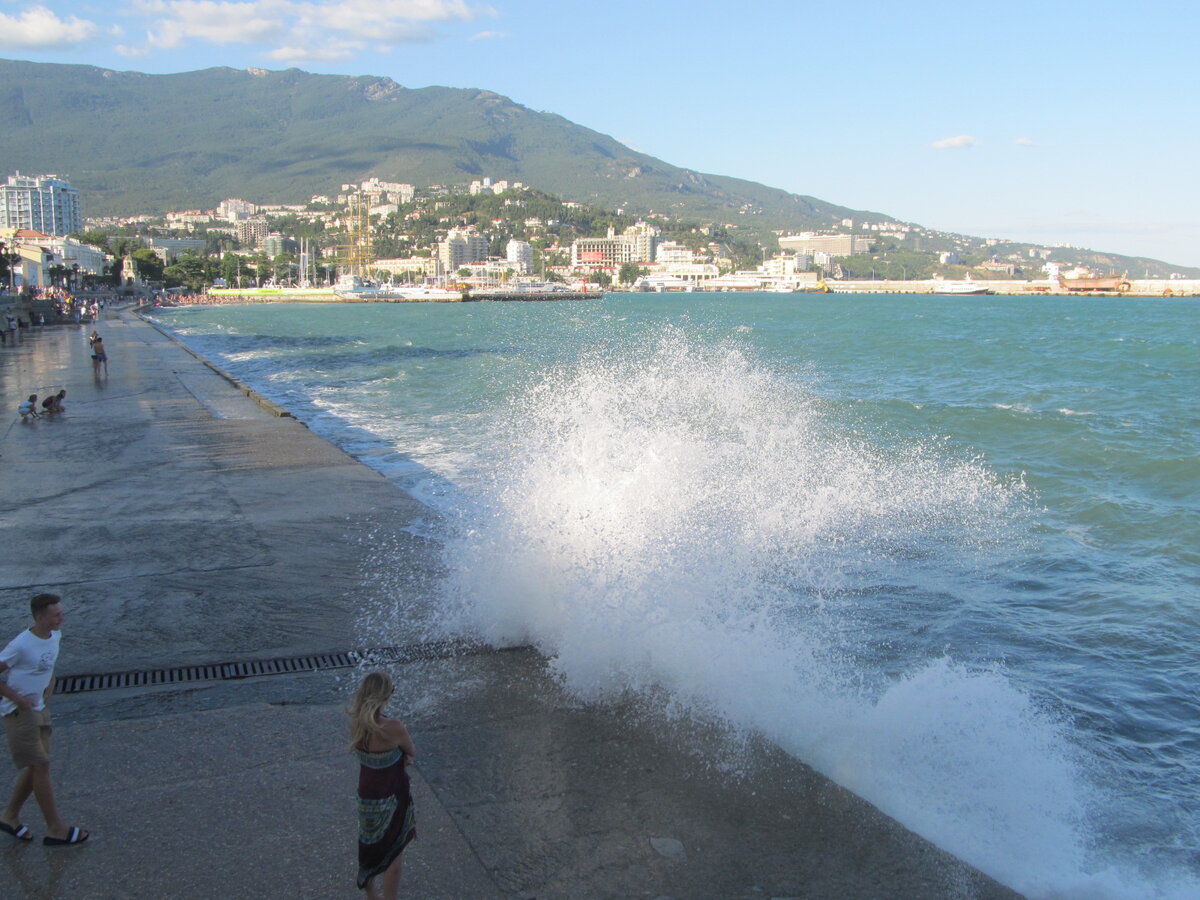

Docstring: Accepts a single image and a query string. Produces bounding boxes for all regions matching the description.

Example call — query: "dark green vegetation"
[0,59,869,234]
[6,59,1194,278]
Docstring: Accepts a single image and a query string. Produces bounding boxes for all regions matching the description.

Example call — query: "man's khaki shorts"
[3,708,53,768]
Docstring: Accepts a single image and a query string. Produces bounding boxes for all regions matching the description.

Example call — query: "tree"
[272,252,297,282]
[618,262,647,285]
[131,248,164,282]
[163,254,213,291]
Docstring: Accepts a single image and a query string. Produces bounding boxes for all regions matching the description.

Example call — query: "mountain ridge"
[0,58,882,229]
[1,58,1195,276]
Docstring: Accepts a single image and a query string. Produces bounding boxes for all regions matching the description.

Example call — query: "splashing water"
[437,330,1123,896]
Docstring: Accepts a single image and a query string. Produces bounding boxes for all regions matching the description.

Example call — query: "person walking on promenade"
[0,593,89,846]
[91,334,107,376]
[350,671,416,900]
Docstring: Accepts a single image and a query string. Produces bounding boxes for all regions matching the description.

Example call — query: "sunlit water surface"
[154,293,1200,898]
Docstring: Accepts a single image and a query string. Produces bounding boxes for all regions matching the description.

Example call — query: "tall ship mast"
[344,193,372,277]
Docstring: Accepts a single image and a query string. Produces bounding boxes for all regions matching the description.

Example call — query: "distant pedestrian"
[0,593,89,846]
[91,335,107,376]
[18,395,40,422]
[350,671,416,900]
[41,391,66,414]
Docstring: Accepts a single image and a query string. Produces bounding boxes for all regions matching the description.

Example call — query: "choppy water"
[153,293,1200,898]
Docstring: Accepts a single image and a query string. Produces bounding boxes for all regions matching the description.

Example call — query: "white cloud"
[0,6,101,48]
[269,38,364,62]
[468,30,507,41]
[1015,137,1036,147]
[931,135,980,150]
[119,0,492,57]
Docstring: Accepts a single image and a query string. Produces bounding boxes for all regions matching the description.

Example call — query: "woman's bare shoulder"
[380,716,410,737]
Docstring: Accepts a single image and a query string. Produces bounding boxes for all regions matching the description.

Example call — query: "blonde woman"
[350,671,417,899]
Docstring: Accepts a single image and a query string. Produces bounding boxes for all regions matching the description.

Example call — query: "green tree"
[131,248,165,282]
[617,262,647,285]
[162,254,213,291]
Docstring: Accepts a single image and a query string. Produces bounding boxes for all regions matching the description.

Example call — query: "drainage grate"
[55,638,515,695]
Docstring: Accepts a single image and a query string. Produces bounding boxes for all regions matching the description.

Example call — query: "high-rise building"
[439,228,490,271]
[506,240,533,275]
[0,173,82,236]
[236,218,269,247]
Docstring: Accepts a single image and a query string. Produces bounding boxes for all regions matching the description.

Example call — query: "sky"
[3,0,1199,267]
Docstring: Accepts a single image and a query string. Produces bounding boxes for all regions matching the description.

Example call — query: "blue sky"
[3,0,1198,267]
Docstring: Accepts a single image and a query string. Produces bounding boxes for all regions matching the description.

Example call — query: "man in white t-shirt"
[0,593,88,846]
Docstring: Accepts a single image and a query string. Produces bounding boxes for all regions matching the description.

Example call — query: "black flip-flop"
[0,821,33,842]
[43,826,88,846]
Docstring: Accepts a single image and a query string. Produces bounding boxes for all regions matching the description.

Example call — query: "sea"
[151,293,1199,899]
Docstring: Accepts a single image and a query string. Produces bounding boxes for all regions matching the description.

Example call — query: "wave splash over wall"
[438,329,1119,897]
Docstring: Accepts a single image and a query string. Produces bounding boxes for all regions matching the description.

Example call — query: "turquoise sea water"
[154,293,1199,898]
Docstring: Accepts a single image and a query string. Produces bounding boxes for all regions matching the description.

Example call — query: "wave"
[432,329,1128,895]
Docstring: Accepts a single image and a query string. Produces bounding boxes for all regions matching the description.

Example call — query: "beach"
[0,309,1021,898]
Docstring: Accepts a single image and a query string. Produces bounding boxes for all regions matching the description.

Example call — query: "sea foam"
[435,329,1145,896]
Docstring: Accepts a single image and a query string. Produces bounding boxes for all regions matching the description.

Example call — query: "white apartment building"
[655,241,696,265]
[506,240,533,275]
[218,198,258,220]
[375,256,443,279]
[361,179,415,204]
[623,222,660,263]
[0,174,82,236]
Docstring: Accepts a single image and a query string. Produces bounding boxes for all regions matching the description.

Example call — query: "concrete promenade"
[0,311,1019,899]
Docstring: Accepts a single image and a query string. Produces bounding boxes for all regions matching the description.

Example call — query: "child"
[41,390,66,413]
[18,395,40,422]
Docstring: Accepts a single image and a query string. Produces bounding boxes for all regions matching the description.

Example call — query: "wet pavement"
[0,310,1019,898]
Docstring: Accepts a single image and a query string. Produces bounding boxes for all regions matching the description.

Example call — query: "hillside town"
[2,171,1198,304]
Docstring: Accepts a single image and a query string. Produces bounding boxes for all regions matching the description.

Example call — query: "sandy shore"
[0,310,1020,898]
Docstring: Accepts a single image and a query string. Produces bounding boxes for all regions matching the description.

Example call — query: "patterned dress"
[356,744,416,890]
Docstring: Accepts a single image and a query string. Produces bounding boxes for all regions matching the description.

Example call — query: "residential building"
[655,241,696,265]
[218,198,257,220]
[623,221,660,263]
[235,218,269,247]
[361,179,415,204]
[375,256,443,279]
[777,232,872,256]
[438,228,490,271]
[506,240,534,275]
[0,173,82,237]
[572,236,633,268]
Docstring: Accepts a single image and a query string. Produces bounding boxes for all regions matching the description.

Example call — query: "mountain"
[0,59,879,232]
[2,59,1195,277]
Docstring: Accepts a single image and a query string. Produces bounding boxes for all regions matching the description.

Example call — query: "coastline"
[0,311,1020,898]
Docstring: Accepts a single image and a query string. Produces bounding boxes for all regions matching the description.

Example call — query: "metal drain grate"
[55,638,514,695]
